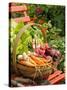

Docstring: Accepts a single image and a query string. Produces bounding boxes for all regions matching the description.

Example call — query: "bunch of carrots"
[18,54,52,67]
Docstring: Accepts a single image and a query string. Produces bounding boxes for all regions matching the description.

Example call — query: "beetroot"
[45,48,61,57]
[35,43,61,63]
[45,48,61,62]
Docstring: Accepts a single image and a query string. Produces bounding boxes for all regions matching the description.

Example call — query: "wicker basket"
[12,23,53,79]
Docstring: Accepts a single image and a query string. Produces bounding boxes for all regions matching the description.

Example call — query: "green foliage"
[10,20,44,55]
[16,31,32,54]
[10,21,24,54]
[49,38,65,55]
[10,21,33,55]
[28,4,65,34]
[47,6,65,33]
[28,5,36,17]
[58,60,65,72]
[42,20,52,28]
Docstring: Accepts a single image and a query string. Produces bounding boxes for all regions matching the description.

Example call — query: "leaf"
[14,22,24,34]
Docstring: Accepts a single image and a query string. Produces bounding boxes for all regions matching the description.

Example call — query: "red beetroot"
[35,43,61,63]
[45,48,61,58]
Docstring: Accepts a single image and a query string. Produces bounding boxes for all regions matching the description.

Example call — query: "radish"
[18,55,23,60]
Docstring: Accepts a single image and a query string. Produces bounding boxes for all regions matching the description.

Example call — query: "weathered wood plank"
[9,5,27,12]
[48,70,62,81]
[13,16,30,23]
[49,73,65,84]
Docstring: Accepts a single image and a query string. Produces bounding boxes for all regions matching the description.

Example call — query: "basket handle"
[12,23,45,71]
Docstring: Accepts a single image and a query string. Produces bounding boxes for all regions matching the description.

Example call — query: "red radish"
[39,49,45,56]
[35,48,45,57]
[35,48,40,54]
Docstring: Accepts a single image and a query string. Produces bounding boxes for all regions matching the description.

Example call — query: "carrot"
[19,60,25,65]
[30,55,45,65]
[29,58,37,65]
[39,58,56,70]
[19,60,34,66]
[40,57,50,63]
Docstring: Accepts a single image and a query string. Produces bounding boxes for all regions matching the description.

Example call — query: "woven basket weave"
[12,23,53,79]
